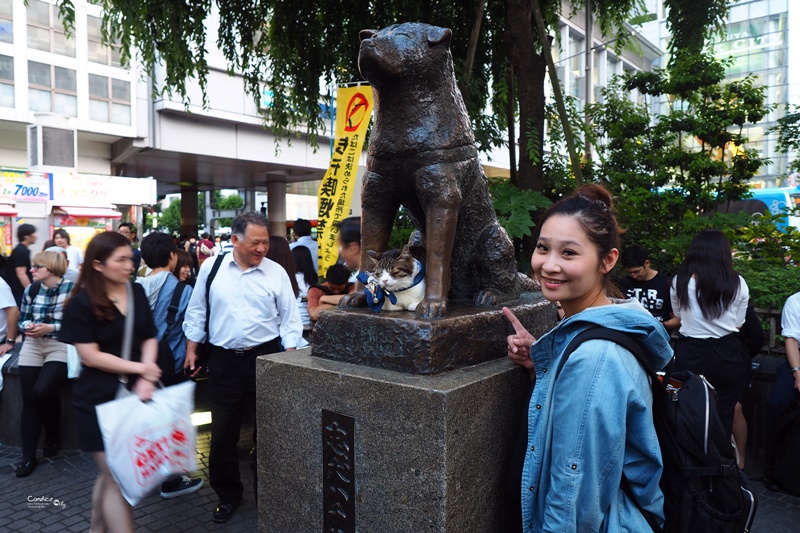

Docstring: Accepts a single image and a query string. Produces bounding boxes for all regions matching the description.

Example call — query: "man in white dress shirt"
[184,212,302,523]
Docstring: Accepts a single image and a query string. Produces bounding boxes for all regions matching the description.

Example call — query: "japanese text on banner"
[317,85,373,277]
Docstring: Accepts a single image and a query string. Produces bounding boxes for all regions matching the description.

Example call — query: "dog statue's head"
[358,23,453,88]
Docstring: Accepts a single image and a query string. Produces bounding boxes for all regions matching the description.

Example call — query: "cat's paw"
[415,298,448,319]
[474,289,501,307]
[338,291,367,308]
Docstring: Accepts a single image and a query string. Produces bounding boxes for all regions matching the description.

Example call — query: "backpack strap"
[204,252,227,339]
[557,325,664,533]
[166,281,187,326]
[28,281,42,303]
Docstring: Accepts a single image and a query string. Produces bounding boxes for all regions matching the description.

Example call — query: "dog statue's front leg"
[416,204,457,319]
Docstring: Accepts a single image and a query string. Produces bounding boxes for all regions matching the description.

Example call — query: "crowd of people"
[2,213,365,528]
[4,195,800,529]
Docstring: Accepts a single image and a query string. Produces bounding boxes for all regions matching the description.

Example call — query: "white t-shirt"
[0,277,16,340]
[671,275,749,338]
[781,291,800,342]
[295,272,312,328]
[65,245,84,271]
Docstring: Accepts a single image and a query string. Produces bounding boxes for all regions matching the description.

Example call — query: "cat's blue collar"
[357,260,424,313]
[357,271,397,312]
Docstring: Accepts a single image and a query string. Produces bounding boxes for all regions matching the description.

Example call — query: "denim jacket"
[138,273,193,374]
[521,299,674,532]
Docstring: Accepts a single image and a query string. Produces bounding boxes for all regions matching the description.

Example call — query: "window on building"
[0,0,12,44]
[89,74,130,125]
[0,55,13,107]
[26,0,75,57]
[87,15,122,67]
[28,61,76,116]
[568,33,584,101]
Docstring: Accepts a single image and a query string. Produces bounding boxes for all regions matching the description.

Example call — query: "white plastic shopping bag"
[95,380,197,506]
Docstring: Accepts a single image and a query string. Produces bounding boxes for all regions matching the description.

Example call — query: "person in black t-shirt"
[59,231,160,532]
[617,245,680,331]
[3,224,37,307]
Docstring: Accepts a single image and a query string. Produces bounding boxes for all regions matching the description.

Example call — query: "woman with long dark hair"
[291,246,318,331]
[670,229,750,437]
[58,231,160,532]
[266,235,299,298]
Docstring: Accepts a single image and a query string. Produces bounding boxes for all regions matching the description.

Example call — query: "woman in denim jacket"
[504,184,673,531]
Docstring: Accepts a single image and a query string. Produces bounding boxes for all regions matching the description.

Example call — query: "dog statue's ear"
[359,29,377,42]
[427,27,452,48]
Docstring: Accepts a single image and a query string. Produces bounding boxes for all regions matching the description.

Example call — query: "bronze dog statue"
[340,22,531,319]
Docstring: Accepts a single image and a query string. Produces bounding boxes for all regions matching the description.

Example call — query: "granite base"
[256,349,534,532]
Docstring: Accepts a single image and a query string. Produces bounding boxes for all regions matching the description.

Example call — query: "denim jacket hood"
[521,298,673,532]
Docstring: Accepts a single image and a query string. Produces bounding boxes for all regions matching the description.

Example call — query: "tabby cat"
[363,245,426,312]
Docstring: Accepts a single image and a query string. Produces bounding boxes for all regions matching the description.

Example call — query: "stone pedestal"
[256,349,533,532]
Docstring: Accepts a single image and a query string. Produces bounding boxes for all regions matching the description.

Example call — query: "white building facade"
[641,0,799,187]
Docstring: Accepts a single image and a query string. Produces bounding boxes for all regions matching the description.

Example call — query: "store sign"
[0,169,52,202]
[52,215,109,229]
[51,174,110,204]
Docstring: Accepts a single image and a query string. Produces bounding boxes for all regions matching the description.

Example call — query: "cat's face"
[366,246,424,292]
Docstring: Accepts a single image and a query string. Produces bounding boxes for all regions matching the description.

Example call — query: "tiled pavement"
[1,428,799,532]
[0,427,257,532]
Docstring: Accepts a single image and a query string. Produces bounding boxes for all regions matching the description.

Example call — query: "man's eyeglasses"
[626,267,644,278]
[31,264,47,271]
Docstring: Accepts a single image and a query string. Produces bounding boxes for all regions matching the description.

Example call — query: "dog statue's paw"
[474,289,501,307]
[338,291,367,309]
[415,298,448,319]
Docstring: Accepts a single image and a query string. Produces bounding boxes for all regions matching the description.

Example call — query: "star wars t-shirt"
[617,271,673,324]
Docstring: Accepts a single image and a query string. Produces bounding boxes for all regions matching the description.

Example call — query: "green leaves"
[588,52,773,273]
[489,179,551,240]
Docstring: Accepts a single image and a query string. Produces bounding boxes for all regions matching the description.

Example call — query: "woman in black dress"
[59,232,161,533]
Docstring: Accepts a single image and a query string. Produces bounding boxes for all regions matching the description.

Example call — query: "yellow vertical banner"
[317,85,374,277]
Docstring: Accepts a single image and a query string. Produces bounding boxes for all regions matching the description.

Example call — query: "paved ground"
[0,427,257,532]
[1,427,799,532]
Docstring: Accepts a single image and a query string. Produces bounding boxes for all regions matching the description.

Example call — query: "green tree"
[70,3,704,237]
[586,53,772,271]
[66,1,733,263]
[214,192,245,227]
[160,197,183,236]
[772,105,800,176]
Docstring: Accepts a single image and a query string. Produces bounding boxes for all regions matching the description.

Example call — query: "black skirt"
[674,333,749,437]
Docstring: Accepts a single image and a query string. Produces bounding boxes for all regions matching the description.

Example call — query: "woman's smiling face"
[531,214,615,315]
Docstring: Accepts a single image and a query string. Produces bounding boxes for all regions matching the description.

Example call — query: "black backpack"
[766,401,800,496]
[557,327,757,533]
[155,281,187,385]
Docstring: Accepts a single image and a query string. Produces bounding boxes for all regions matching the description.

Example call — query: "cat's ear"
[407,246,426,263]
[364,250,380,269]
